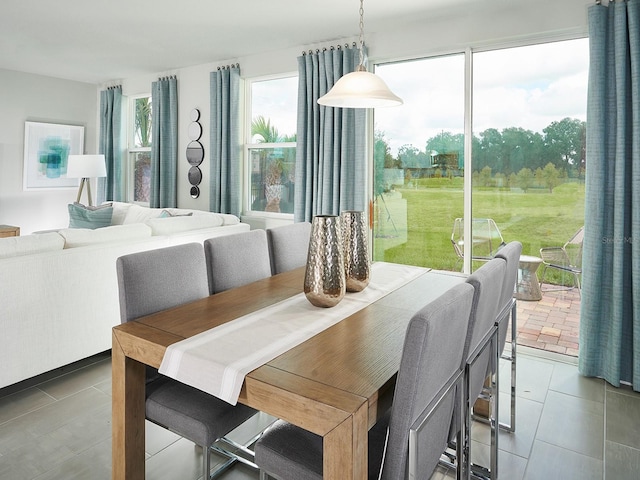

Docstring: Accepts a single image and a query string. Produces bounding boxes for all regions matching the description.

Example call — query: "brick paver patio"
[509,283,581,357]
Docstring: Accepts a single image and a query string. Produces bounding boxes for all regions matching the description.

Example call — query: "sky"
[251,38,589,156]
[376,38,589,156]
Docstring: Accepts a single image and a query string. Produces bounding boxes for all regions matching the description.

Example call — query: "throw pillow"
[68,203,113,229]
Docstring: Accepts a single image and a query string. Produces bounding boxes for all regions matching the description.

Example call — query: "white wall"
[0,69,98,234]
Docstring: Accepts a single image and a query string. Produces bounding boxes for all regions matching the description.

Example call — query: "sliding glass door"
[472,39,587,276]
[372,54,465,270]
[373,38,588,356]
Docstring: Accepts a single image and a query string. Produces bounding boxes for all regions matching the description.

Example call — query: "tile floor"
[1,348,639,480]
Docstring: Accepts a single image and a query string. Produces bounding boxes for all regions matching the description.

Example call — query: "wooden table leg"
[112,330,146,480]
[323,403,368,480]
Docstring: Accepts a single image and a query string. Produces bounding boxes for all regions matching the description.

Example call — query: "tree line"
[375,117,586,193]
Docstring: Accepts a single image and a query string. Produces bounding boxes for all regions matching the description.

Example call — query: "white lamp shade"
[317,70,403,108]
[66,154,107,178]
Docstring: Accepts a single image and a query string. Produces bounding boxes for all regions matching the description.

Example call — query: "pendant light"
[317,0,403,108]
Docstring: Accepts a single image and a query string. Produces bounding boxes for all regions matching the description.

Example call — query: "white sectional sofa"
[0,202,250,389]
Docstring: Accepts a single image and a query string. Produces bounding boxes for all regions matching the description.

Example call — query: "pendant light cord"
[358,0,366,70]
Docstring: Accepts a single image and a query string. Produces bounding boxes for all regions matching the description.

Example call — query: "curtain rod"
[217,63,240,70]
[106,85,121,90]
[158,75,176,81]
[302,42,358,55]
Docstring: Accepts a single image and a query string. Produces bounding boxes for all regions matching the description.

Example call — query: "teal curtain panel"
[97,86,124,203]
[579,0,640,390]
[150,77,178,208]
[294,45,367,222]
[209,66,241,216]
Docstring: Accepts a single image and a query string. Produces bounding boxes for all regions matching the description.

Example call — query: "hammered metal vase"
[304,215,346,308]
[341,210,370,292]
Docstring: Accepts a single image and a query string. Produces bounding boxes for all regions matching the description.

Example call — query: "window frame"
[127,93,152,206]
[243,72,298,219]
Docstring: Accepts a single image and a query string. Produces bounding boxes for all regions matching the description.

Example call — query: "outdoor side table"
[515,254,543,301]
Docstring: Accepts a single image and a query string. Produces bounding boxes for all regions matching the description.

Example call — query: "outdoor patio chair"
[539,226,583,295]
[451,218,506,267]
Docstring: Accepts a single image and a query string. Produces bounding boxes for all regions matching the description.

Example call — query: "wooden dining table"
[111,263,466,480]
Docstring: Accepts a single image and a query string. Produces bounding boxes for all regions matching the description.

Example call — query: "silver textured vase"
[341,210,370,292]
[304,215,346,308]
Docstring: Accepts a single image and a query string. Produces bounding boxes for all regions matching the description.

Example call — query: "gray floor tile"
[0,386,55,425]
[605,381,638,398]
[17,387,111,437]
[145,437,204,480]
[536,390,604,459]
[47,402,111,454]
[605,441,640,480]
[524,440,603,480]
[470,440,527,480]
[605,389,640,450]
[0,433,76,479]
[32,451,111,480]
[94,378,112,396]
[38,359,112,400]
[549,361,605,403]
[0,413,42,455]
[509,356,554,403]
[146,420,182,457]
[472,394,543,459]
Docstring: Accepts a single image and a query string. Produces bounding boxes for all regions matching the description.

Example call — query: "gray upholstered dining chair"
[253,282,475,480]
[266,221,312,274]
[493,241,522,432]
[116,243,258,480]
[451,257,505,480]
[204,229,273,294]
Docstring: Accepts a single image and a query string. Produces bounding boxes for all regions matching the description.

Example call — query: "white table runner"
[159,262,428,405]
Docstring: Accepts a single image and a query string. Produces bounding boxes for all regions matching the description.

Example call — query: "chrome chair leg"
[490,338,499,480]
[203,443,211,480]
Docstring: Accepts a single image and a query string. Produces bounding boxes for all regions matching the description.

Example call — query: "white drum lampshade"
[66,154,107,206]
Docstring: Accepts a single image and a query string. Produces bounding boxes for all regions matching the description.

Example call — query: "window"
[245,75,297,216]
[372,38,588,275]
[128,95,152,204]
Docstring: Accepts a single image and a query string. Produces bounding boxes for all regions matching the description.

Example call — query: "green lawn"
[373,181,585,283]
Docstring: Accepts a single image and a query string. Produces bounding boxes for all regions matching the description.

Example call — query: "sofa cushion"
[159,209,193,218]
[122,204,165,224]
[173,209,240,226]
[0,232,65,259]
[68,203,113,229]
[59,223,153,248]
[145,214,224,236]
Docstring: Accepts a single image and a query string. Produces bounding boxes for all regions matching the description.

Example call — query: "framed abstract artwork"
[23,121,85,191]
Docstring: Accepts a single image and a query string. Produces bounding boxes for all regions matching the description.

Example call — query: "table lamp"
[66,154,107,206]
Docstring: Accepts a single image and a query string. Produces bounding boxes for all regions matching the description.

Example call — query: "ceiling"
[0,0,492,84]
